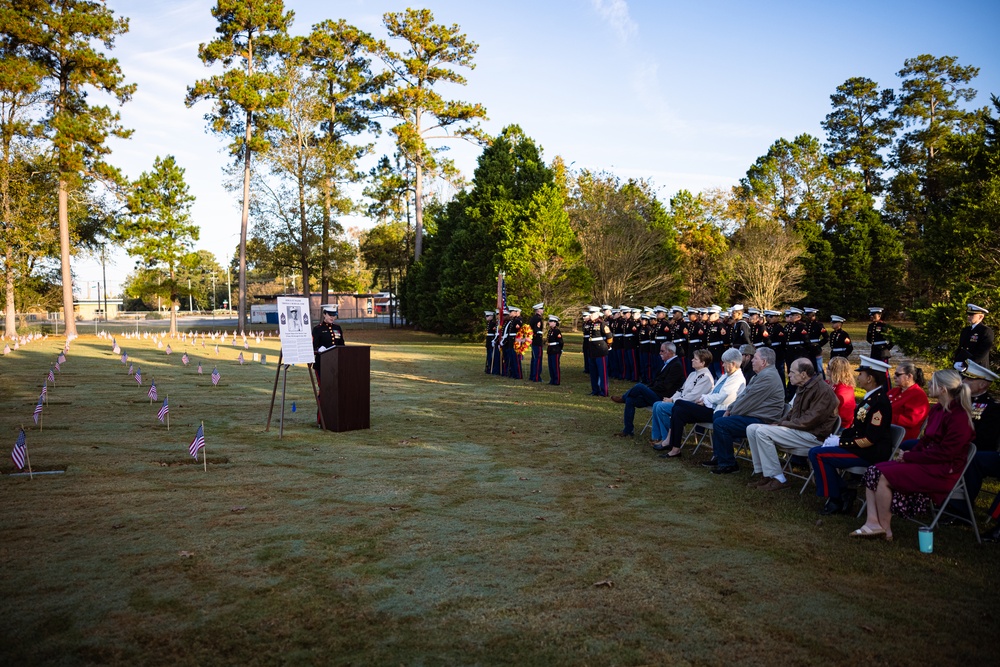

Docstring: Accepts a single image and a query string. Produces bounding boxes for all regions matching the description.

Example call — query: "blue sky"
[78,0,1000,294]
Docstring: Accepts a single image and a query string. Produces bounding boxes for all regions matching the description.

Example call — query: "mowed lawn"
[1,327,998,666]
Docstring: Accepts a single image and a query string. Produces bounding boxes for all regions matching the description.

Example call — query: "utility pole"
[188,278,193,312]
[211,272,216,319]
[226,265,232,313]
[95,282,100,333]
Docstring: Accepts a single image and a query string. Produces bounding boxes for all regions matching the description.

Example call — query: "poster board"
[276,296,315,365]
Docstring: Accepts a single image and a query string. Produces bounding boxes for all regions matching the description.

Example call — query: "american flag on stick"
[238,352,244,365]
[157,397,169,428]
[182,352,190,366]
[165,344,172,355]
[121,351,127,364]
[189,423,206,469]
[47,367,55,383]
[197,362,203,374]
[33,393,43,426]
[11,428,29,475]
[211,367,221,386]
[58,352,66,365]
[148,379,157,402]
[134,366,142,385]
[40,381,47,403]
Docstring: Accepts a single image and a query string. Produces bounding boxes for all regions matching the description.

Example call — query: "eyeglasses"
[893,372,909,377]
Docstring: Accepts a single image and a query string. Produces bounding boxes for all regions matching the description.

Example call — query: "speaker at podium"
[318,346,371,432]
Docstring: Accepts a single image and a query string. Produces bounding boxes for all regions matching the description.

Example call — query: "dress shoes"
[747,476,771,488]
[659,451,682,460]
[820,498,844,515]
[711,463,740,474]
[983,523,1000,543]
[652,444,669,451]
[758,478,791,491]
[610,396,625,404]
[838,488,857,514]
[613,431,633,438]
[699,457,719,468]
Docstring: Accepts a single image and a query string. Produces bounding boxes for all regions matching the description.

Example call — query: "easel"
[265,350,325,438]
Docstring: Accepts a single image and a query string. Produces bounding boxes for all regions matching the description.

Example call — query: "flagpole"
[202,421,207,472]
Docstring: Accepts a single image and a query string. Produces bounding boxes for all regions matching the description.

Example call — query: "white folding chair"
[684,423,714,455]
[638,406,653,437]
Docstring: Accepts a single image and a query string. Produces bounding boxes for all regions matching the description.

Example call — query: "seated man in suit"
[612,342,684,438]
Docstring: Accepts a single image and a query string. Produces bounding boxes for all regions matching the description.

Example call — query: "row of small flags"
[11,342,70,476]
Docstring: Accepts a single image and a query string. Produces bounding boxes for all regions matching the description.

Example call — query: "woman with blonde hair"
[827,356,856,430]
[887,361,930,441]
[851,369,976,540]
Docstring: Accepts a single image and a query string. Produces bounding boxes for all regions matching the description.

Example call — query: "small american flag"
[41,382,47,400]
[47,367,55,383]
[134,366,142,385]
[157,397,169,422]
[11,428,26,470]
[54,359,60,372]
[197,362,203,374]
[128,362,134,375]
[243,340,249,350]
[182,352,190,366]
[211,367,221,386]
[189,423,205,458]
[237,352,244,365]
[33,394,43,424]
[148,380,157,401]
[58,352,66,364]
[121,351,127,364]
[165,344,172,355]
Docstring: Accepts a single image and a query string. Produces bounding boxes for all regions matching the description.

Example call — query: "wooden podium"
[318,346,371,432]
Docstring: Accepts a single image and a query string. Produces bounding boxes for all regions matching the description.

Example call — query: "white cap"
[321,305,338,316]
[868,306,883,313]
[955,360,998,382]
[787,307,803,315]
[967,303,989,315]
[857,355,890,373]
[548,315,560,323]
[533,302,544,310]
[731,304,744,311]
[830,315,845,323]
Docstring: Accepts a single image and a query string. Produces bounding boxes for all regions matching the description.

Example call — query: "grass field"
[1,327,997,666]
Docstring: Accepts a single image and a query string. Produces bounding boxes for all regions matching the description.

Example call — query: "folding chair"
[684,423,714,455]
[638,406,653,438]
[774,416,841,494]
[909,444,981,544]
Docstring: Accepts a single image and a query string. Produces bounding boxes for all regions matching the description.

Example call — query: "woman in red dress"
[827,356,856,430]
[851,369,975,541]
[887,362,929,441]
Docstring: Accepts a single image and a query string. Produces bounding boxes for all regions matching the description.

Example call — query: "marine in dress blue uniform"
[528,302,545,382]
[954,303,994,367]
[589,312,612,396]
[828,315,853,360]
[546,315,564,385]
[804,307,828,379]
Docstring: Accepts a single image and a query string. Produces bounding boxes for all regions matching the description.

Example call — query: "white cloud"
[591,0,638,40]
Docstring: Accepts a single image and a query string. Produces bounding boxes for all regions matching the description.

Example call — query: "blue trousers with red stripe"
[547,352,561,385]
[529,344,543,382]
[589,355,608,396]
[808,446,869,499]
[624,349,638,381]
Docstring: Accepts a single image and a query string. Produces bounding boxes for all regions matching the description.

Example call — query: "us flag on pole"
[54,358,61,371]
[33,394,43,424]
[188,423,205,458]
[197,362,203,374]
[40,381,47,400]
[165,344,172,355]
[134,366,142,385]
[182,352,190,366]
[157,397,169,422]
[47,367,55,383]
[211,367,221,386]
[58,352,66,365]
[148,379,157,401]
[238,351,244,365]
[121,351,127,364]
[11,428,26,470]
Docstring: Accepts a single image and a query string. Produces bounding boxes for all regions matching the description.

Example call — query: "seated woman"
[657,347,747,459]
[651,349,715,448]
[887,362,929,442]
[827,356,856,430]
[851,368,976,541]
[809,356,894,515]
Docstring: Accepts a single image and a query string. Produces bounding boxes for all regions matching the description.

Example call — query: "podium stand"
[319,346,371,432]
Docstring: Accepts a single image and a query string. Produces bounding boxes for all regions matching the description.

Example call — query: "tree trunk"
[298,165,310,316]
[414,161,423,261]
[321,175,331,302]
[58,175,77,338]
[238,109,251,336]
[169,266,178,337]
[4,245,15,337]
